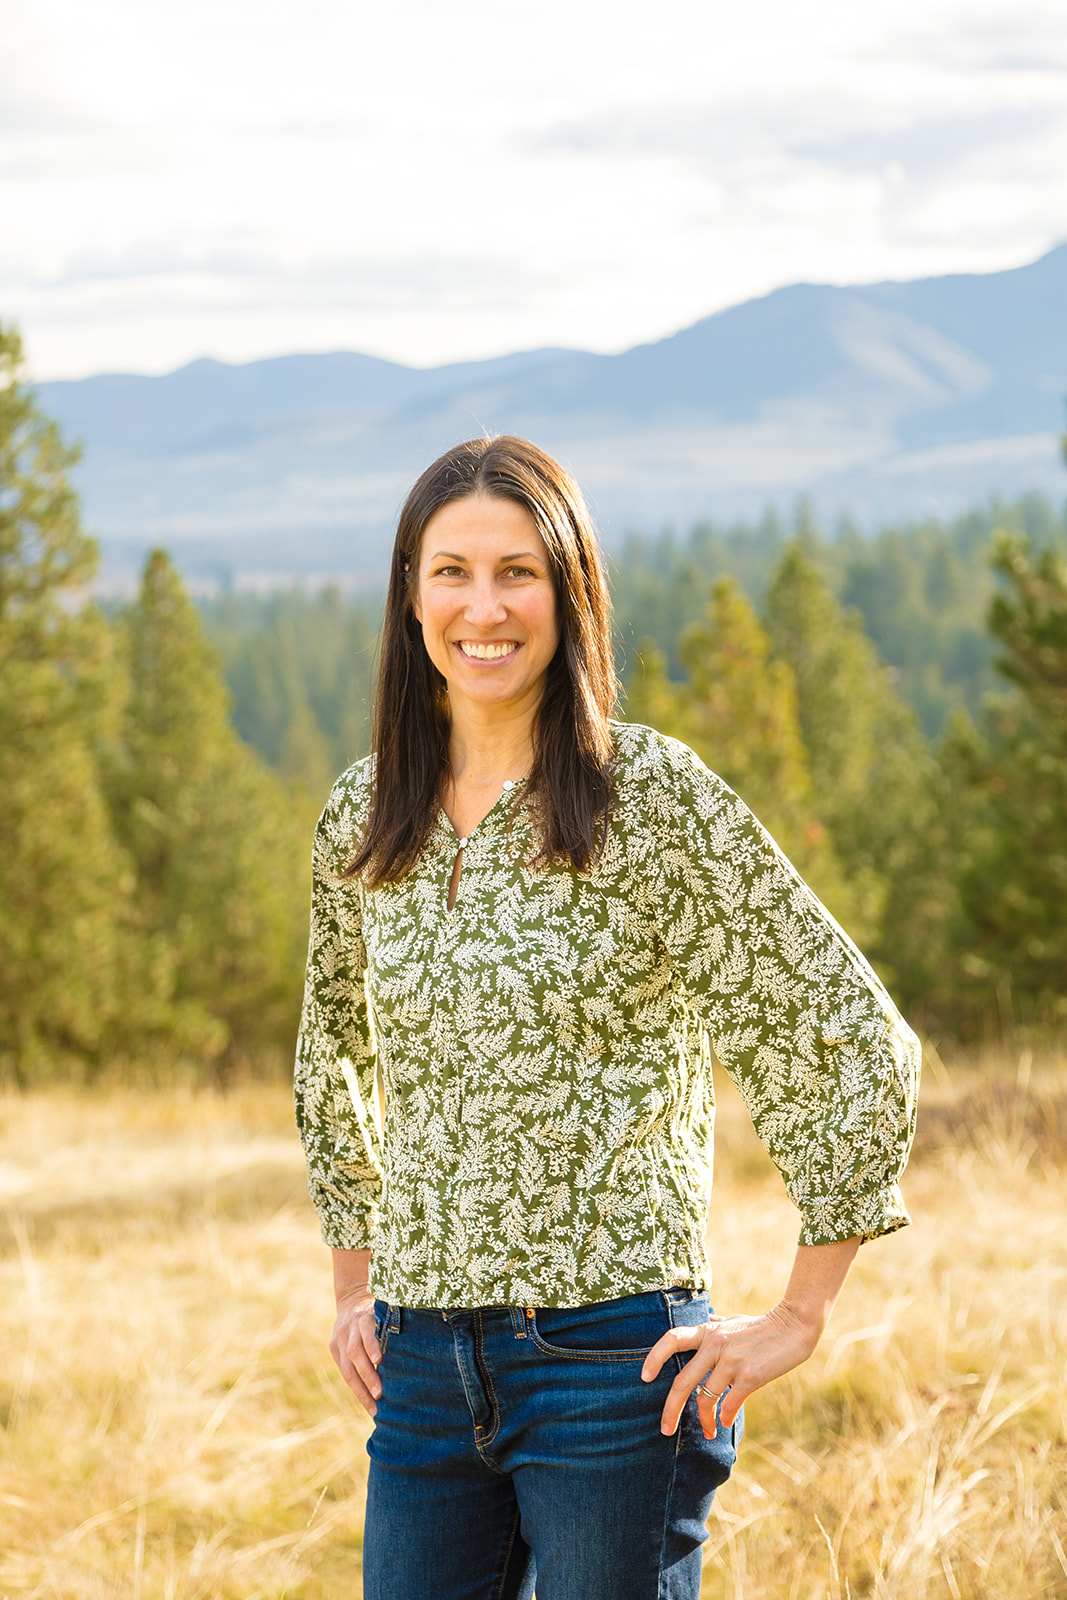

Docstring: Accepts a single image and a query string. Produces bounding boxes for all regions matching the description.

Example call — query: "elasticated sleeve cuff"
[797,1183,911,1247]
[312,1194,379,1251]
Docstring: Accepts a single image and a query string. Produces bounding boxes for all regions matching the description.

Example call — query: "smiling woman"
[293,434,920,1600]
[348,437,616,889]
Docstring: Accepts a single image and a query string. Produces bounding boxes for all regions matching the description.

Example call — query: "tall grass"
[1,1054,1064,1598]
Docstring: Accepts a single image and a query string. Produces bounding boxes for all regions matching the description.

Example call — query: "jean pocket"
[667,1290,711,1333]
[527,1291,670,1361]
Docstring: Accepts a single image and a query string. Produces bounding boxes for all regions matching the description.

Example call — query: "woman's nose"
[464,578,507,626]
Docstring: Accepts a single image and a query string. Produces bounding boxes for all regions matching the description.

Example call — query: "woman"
[295,435,920,1600]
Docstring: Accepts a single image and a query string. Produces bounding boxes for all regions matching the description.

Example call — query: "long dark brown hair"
[348,436,617,886]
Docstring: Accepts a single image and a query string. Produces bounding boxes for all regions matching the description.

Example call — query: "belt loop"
[387,1303,401,1335]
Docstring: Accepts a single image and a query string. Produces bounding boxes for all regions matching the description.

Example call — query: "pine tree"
[764,540,951,1008]
[625,577,878,944]
[953,535,1067,1029]
[0,324,129,1081]
[110,550,309,1064]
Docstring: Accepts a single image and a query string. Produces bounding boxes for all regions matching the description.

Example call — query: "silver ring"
[697,1382,719,1399]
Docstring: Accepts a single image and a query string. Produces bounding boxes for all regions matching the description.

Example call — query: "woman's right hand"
[329,1248,383,1416]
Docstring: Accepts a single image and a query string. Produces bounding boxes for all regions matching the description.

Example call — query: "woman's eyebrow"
[427,550,543,564]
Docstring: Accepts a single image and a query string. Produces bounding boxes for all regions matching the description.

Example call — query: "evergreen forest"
[4,321,1067,1084]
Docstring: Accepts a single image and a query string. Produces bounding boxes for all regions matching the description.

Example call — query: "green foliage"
[951,537,1067,1030]
[763,541,954,1005]
[201,587,379,798]
[611,495,1067,738]
[627,578,810,828]
[108,552,310,1061]
[624,577,876,948]
[0,320,313,1082]
[611,510,786,683]
[0,325,130,1081]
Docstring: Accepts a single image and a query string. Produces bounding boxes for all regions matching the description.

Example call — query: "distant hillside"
[37,246,1067,588]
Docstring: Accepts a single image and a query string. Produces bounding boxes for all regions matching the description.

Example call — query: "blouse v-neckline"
[440,775,527,852]
[440,777,528,912]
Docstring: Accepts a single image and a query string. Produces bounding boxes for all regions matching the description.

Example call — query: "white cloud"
[2,0,1066,376]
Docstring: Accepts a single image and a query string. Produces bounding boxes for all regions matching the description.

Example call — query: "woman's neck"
[446,700,536,790]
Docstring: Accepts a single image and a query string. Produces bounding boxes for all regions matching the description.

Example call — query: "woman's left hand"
[641,1303,823,1435]
[644,1236,862,1434]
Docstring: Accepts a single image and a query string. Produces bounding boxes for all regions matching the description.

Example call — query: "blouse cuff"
[315,1200,379,1251]
[797,1183,911,1247]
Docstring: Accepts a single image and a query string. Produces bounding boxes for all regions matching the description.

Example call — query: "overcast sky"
[3,0,1067,379]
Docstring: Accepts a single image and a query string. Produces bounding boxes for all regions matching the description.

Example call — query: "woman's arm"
[294,781,384,1252]
[642,1236,860,1433]
[636,738,921,1255]
[329,1246,383,1417]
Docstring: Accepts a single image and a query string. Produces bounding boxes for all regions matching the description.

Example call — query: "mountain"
[36,246,1067,588]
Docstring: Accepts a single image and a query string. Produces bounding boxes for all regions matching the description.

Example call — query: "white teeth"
[459,642,517,659]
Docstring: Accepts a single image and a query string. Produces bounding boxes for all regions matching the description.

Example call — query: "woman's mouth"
[458,641,519,660]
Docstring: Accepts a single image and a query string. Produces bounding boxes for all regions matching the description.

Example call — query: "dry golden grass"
[0,1051,1064,1599]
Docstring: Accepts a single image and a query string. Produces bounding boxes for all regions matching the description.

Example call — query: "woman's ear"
[405,561,421,624]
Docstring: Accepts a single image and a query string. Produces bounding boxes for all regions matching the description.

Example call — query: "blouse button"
[502,780,515,791]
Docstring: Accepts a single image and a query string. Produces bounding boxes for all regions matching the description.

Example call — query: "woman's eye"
[505,566,535,578]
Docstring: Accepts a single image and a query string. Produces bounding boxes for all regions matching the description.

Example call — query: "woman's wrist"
[777,1236,861,1340]
[332,1246,374,1308]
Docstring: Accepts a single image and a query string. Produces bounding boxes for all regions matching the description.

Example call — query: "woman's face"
[413,494,560,724]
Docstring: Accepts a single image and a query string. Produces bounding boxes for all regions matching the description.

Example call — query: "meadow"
[1,1049,1064,1599]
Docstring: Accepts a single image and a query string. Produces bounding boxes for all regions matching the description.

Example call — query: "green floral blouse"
[294,721,920,1310]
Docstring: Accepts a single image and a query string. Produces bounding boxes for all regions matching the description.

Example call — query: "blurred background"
[1,5,1066,1590]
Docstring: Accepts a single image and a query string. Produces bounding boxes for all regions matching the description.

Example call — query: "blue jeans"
[363,1288,741,1600]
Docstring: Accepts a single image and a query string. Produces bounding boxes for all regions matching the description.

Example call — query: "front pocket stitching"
[527,1314,657,1362]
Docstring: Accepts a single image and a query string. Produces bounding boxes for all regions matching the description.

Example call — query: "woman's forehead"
[418,494,544,561]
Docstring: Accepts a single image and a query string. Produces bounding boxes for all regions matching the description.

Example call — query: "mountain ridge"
[36,245,1067,586]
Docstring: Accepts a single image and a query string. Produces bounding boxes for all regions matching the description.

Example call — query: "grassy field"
[1,1049,1065,1599]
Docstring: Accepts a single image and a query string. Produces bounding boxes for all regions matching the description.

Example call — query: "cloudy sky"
[3,0,1067,379]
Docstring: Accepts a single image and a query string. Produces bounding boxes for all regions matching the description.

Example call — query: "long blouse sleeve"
[632,731,920,1247]
[294,775,383,1249]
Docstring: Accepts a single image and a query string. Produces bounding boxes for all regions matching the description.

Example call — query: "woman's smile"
[457,639,521,661]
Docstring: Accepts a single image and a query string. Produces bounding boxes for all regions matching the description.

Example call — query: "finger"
[718,1387,744,1429]
[331,1341,380,1415]
[659,1340,732,1434]
[640,1325,703,1383]
[695,1386,722,1437]
[343,1324,384,1401]
[359,1316,384,1370]
[330,1315,384,1408]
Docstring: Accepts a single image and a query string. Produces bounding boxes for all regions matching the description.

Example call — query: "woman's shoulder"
[610,720,733,812]
[314,754,376,865]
